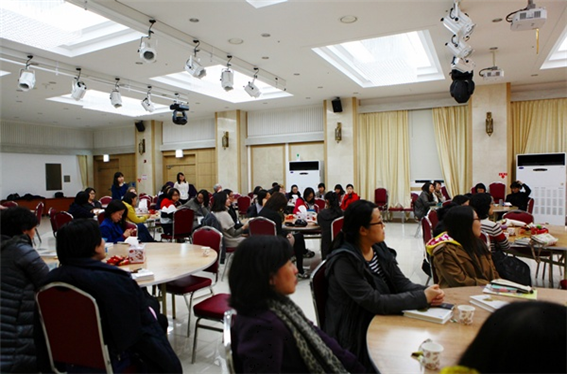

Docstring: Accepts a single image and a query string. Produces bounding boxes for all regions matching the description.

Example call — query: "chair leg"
[191,318,201,364]
[221,254,233,281]
[171,294,176,319]
[183,293,195,338]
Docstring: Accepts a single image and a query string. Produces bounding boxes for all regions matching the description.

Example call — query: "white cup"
[419,341,444,371]
[202,246,211,257]
[457,304,475,325]
[508,227,516,236]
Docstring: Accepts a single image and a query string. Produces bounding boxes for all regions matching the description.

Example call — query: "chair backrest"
[442,200,452,207]
[99,196,112,206]
[54,211,74,231]
[488,181,506,203]
[470,186,476,194]
[330,216,344,241]
[440,186,451,200]
[309,260,328,328]
[527,198,534,214]
[2,201,18,208]
[97,212,105,224]
[314,198,326,211]
[36,282,113,373]
[374,188,388,210]
[503,210,534,224]
[172,208,194,237]
[426,209,439,231]
[192,226,223,278]
[479,231,490,252]
[410,192,419,211]
[35,201,45,225]
[48,207,58,236]
[248,216,277,236]
[421,216,433,247]
[223,309,236,374]
[236,196,251,216]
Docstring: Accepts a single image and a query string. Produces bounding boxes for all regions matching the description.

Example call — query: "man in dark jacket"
[1,207,49,373]
[505,181,531,211]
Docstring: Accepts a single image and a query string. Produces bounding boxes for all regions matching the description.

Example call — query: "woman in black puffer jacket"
[1,206,49,373]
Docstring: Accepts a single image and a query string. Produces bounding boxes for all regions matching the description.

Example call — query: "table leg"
[159,283,167,315]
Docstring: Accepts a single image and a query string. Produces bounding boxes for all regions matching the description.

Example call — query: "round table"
[42,242,217,315]
[366,286,567,374]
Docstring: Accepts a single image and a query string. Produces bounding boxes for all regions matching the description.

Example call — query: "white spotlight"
[244,67,261,98]
[71,78,87,100]
[451,57,475,74]
[221,69,234,92]
[139,36,157,63]
[185,55,206,78]
[442,6,475,38]
[141,86,155,112]
[110,78,122,108]
[18,69,35,91]
[446,36,473,59]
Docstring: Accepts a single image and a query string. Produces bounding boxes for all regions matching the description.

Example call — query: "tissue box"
[128,245,146,263]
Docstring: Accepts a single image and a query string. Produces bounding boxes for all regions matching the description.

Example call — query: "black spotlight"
[170,103,189,125]
[450,69,475,104]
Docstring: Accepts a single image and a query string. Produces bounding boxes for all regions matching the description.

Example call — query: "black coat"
[34,258,181,373]
[1,234,49,373]
[68,202,93,219]
[324,241,427,372]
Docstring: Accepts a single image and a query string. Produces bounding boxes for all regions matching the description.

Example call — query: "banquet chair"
[479,231,490,252]
[160,208,194,243]
[314,198,326,211]
[489,181,506,203]
[191,293,232,364]
[330,216,344,241]
[441,186,451,200]
[470,186,477,194]
[99,196,112,207]
[36,282,120,373]
[309,259,328,328]
[527,198,534,214]
[503,210,534,225]
[53,211,74,236]
[48,207,58,237]
[421,217,434,285]
[426,209,439,231]
[236,196,251,219]
[165,226,222,336]
[34,201,45,246]
[248,216,277,236]
[2,200,18,208]
[374,188,389,217]
[97,212,105,224]
[223,309,237,374]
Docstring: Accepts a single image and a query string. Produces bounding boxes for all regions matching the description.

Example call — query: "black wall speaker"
[331,97,343,113]
[135,120,145,132]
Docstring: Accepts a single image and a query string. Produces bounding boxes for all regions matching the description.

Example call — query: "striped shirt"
[480,218,510,252]
[367,250,389,285]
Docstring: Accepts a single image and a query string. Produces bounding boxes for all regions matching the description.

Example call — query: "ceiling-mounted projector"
[511,7,546,31]
[480,67,505,81]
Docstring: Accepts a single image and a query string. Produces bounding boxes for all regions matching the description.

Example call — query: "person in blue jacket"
[99,200,134,243]
[110,171,128,200]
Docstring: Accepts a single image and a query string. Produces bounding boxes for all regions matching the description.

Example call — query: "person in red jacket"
[340,184,360,211]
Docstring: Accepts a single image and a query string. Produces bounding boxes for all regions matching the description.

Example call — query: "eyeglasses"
[369,220,384,227]
[473,217,481,222]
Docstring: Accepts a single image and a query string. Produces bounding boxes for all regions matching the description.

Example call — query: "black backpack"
[492,249,532,286]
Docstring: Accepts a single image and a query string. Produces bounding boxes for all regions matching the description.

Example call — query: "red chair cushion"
[193,293,231,320]
[166,275,212,295]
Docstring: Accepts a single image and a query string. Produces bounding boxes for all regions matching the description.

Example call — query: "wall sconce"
[138,138,146,155]
[485,112,494,136]
[175,149,183,158]
[103,154,110,162]
[335,122,342,143]
[222,131,229,149]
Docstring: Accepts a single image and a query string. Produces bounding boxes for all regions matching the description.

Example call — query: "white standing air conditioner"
[287,161,324,195]
[516,153,566,226]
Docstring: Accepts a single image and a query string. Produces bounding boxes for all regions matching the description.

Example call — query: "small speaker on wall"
[135,120,145,132]
[331,97,343,113]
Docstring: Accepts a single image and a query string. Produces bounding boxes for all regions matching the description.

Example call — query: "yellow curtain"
[431,106,471,197]
[77,155,88,189]
[511,98,567,155]
[359,111,410,207]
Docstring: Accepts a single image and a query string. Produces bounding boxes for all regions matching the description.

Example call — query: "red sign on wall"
[498,172,508,179]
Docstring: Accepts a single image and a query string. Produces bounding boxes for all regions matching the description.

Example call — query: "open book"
[490,278,532,293]
[402,305,453,325]
[470,294,509,313]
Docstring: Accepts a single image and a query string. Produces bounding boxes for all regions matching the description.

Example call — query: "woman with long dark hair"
[211,191,248,248]
[111,172,128,200]
[68,191,94,219]
[229,236,364,374]
[414,182,436,219]
[425,205,499,288]
[292,187,316,214]
[316,191,343,259]
[99,200,134,243]
[173,172,189,205]
[84,187,102,209]
[179,189,210,229]
[325,200,444,372]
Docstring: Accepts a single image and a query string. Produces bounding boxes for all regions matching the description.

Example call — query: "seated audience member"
[99,200,134,243]
[293,187,316,214]
[451,194,470,206]
[211,191,248,249]
[35,219,181,373]
[121,192,155,242]
[433,181,446,203]
[213,183,223,193]
[432,202,459,237]
[325,200,445,372]
[251,185,263,201]
[159,188,180,235]
[315,182,326,199]
[260,192,310,278]
[155,183,173,210]
[84,187,102,209]
[505,180,531,211]
[316,191,343,259]
[223,189,242,228]
[469,193,509,253]
[450,302,566,374]
[68,191,94,219]
[246,189,269,218]
[286,184,302,202]
[268,184,281,196]
[1,207,49,373]
[474,182,487,194]
[334,184,345,203]
[414,182,437,220]
[426,206,499,288]
[340,184,360,211]
[229,236,364,374]
[178,189,210,229]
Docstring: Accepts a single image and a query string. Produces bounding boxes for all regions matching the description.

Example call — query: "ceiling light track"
[65,0,286,90]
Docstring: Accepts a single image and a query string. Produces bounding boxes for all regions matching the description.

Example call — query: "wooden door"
[94,158,119,197]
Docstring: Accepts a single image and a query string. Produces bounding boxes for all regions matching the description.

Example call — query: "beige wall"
[251,145,286,190]
[471,83,511,188]
[216,110,241,193]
